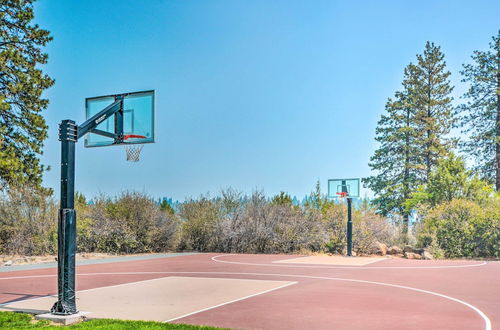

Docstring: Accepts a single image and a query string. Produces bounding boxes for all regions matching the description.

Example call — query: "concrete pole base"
[35,311,90,325]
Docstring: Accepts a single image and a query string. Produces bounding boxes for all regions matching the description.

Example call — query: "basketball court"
[6,90,493,329]
[1,253,498,330]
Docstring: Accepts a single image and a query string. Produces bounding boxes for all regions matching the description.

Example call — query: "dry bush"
[353,209,393,254]
[0,186,57,255]
[77,192,179,254]
[180,190,328,254]
[178,195,220,251]
[321,203,347,253]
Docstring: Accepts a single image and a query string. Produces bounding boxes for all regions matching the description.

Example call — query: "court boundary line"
[272,256,386,266]
[212,254,488,269]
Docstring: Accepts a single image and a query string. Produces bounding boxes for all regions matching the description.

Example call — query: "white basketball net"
[125,145,144,162]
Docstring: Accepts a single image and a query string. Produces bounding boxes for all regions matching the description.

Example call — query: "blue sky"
[34,0,499,201]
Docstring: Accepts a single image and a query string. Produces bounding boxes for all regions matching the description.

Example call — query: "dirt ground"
[0,253,169,266]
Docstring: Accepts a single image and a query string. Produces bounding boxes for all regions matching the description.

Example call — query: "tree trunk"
[426,76,433,182]
[402,213,409,245]
[403,107,411,243]
[496,48,500,191]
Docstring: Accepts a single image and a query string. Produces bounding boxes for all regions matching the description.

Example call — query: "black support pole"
[347,197,353,257]
[51,120,78,315]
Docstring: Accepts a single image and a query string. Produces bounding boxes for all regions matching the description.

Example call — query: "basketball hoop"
[336,192,348,198]
[123,135,146,162]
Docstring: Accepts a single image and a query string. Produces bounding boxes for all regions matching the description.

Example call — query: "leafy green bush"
[417,198,499,258]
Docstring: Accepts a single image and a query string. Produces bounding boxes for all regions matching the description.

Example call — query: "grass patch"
[0,311,228,329]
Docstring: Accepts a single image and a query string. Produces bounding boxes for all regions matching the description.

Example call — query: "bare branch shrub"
[77,192,179,254]
[0,186,57,255]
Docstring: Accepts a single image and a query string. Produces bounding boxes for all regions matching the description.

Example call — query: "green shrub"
[417,198,499,258]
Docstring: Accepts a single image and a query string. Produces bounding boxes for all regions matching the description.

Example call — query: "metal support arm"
[77,98,122,139]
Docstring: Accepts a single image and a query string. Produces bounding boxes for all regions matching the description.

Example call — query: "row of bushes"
[0,187,399,256]
[177,189,396,254]
[0,186,497,258]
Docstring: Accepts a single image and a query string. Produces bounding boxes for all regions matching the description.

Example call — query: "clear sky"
[33,0,499,201]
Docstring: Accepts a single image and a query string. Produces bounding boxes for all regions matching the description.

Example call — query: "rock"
[4,260,13,266]
[422,251,434,260]
[387,246,403,255]
[404,246,425,254]
[369,241,387,256]
[403,245,414,253]
[377,242,388,256]
[414,248,425,255]
[404,252,422,260]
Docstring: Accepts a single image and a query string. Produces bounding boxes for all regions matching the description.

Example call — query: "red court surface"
[0,253,498,330]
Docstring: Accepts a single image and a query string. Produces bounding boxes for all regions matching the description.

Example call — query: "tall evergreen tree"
[0,0,54,189]
[457,31,500,190]
[364,65,420,238]
[411,42,455,181]
[365,43,454,241]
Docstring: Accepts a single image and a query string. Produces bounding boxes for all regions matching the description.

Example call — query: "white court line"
[163,281,297,322]
[272,256,386,266]
[213,254,488,269]
[0,275,54,281]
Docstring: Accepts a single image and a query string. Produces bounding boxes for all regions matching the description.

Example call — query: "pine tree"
[457,31,500,190]
[365,43,454,242]
[364,65,421,238]
[0,0,54,189]
[411,42,455,181]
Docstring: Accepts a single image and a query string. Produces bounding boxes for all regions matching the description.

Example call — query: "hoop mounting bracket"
[58,120,78,142]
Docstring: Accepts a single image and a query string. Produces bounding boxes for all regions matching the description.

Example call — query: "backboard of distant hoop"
[328,178,360,198]
[84,90,154,147]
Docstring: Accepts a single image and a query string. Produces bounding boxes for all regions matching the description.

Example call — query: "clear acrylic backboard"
[328,178,360,198]
[84,90,154,147]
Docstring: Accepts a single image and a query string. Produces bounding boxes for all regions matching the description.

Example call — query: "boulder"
[387,246,403,255]
[422,251,434,260]
[370,242,388,256]
[404,252,422,260]
[13,258,25,264]
[403,245,414,253]
[404,246,425,255]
